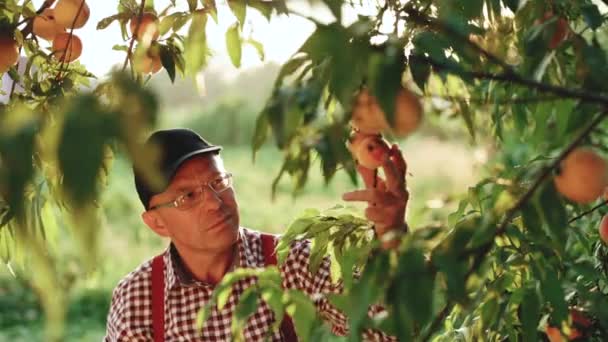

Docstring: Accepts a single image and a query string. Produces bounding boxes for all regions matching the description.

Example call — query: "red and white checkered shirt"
[104,227,396,341]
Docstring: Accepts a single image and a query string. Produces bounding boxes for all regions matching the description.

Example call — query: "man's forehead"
[170,154,224,183]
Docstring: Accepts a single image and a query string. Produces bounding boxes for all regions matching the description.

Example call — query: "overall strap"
[260,233,298,342]
[151,254,165,342]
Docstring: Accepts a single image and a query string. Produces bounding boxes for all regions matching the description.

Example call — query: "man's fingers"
[390,144,407,175]
[356,165,376,188]
[356,165,387,190]
[342,189,383,203]
[382,145,405,191]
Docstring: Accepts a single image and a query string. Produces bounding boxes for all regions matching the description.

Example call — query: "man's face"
[146,154,240,253]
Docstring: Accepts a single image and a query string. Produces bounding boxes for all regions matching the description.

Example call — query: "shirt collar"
[164,227,258,289]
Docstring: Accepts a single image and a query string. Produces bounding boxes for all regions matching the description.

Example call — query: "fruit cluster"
[129,12,163,75]
[33,0,90,63]
[347,86,422,170]
[1,0,91,73]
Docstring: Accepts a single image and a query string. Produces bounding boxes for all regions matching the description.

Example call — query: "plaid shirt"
[104,227,396,341]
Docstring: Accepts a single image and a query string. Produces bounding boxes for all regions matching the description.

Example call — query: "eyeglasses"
[149,173,233,211]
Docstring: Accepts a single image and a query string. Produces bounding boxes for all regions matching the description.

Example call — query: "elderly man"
[104,128,408,341]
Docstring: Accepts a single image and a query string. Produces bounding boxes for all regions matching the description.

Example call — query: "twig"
[8,46,23,100]
[425,94,565,105]
[16,0,55,28]
[421,56,608,106]
[55,0,86,80]
[420,302,453,342]
[402,7,515,75]
[569,200,608,224]
[122,0,147,72]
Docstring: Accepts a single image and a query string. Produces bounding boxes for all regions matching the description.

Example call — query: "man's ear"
[142,211,170,237]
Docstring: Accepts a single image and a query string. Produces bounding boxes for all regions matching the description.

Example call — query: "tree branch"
[402,7,515,75]
[425,94,565,105]
[422,57,608,106]
[122,0,147,72]
[569,200,608,224]
[421,302,453,342]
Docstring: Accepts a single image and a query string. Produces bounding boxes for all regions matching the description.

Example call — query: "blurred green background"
[0,62,482,341]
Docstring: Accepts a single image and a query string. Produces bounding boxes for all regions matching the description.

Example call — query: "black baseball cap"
[133,128,222,209]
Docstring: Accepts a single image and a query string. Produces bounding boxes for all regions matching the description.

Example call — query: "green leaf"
[249,0,274,20]
[96,13,128,30]
[521,286,540,342]
[581,4,603,30]
[322,0,342,22]
[502,0,520,13]
[274,55,310,88]
[458,100,476,142]
[112,44,129,52]
[226,22,242,68]
[171,12,191,32]
[286,289,319,341]
[158,14,176,35]
[228,0,246,27]
[251,111,270,161]
[184,12,208,74]
[262,288,285,331]
[409,55,431,91]
[541,270,568,324]
[389,246,435,332]
[234,288,259,321]
[58,95,115,206]
[187,0,197,11]
[0,111,37,219]
[536,181,568,250]
[368,47,405,127]
[309,230,329,274]
[480,296,499,329]
[159,44,176,83]
[245,38,265,61]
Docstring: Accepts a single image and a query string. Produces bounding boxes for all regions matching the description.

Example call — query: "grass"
[0,136,479,341]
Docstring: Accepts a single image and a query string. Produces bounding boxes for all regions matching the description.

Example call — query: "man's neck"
[172,243,238,285]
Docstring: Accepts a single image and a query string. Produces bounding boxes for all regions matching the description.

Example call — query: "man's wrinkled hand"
[342,143,409,249]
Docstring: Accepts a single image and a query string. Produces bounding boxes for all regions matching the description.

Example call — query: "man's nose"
[202,187,223,211]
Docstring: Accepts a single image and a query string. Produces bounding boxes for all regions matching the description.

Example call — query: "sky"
[25,0,340,77]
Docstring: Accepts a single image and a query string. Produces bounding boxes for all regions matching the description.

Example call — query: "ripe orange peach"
[393,88,423,136]
[129,13,160,42]
[545,326,563,342]
[54,0,90,29]
[545,308,592,342]
[554,148,608,204]
[134,47,162,74]
[350,87,422,138]
[348,133,390,170]
[52,32,82,63]
[33,9,65,41]
[0,34,19,73]
[351,88,388,135]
